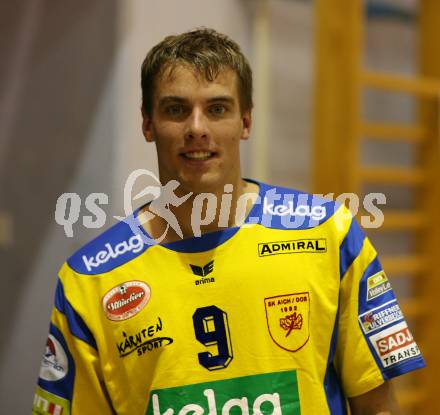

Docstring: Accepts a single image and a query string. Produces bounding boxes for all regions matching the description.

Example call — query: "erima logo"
[82,234,144,272]
[190,260,214,277]
[262,198,326,221]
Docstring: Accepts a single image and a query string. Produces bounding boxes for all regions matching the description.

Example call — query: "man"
[33,28,424,415]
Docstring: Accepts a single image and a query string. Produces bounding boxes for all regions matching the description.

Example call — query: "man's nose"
[184,108,208,140]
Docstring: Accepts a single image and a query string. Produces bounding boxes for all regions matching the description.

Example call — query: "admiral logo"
[116,317,173,357]
[259,239,327,257]
[82,234,144,272]
[191,260,215,286]
[39,335,68,382]
[34,386,69,415]
[102,280,150,321]
[359,300,404,334]
[367,271,392,301]
[370,322,421,368]
[263,197,326,220]
[265,292,310,352]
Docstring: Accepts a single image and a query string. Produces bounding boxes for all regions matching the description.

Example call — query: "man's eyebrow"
[207,96,235,104]
[158,96,187,105]
[158,95,235,106]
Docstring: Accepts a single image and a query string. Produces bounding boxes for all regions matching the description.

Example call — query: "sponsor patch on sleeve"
[38,324,75,403]
[39,334,69,382]
[359,300,404,335]
[33,385,70,415]
[366,271,392,301]
[369,321,421,368]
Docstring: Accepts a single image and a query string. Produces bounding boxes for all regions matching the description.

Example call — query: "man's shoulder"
[258,180,337,203]
[249,180,342,229]
[65,213,151,275]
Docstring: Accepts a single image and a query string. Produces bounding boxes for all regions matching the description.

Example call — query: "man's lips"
[179,150,218,161]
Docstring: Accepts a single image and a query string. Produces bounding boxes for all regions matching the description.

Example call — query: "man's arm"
[33,277,114,414]
[348,381,400,415]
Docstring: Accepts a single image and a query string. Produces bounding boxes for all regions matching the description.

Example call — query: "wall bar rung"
[381,255,426,275]
[379,210,425,230]
[360,122,427,142]
[362,70,440,96]
[360,210,425,231]
[360,167,425,185]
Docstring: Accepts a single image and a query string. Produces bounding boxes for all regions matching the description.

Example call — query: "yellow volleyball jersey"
[33,180,425,415]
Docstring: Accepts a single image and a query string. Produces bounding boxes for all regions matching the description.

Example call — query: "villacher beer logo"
[264,292,310,352]
[102,280,150,321]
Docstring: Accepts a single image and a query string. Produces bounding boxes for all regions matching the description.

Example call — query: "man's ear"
[241,109,252,140]
[142,109,154,142]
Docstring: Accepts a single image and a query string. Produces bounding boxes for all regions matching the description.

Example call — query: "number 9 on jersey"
[192,305,233,371]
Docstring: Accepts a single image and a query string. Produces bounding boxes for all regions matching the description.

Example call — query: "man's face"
[142,65,251,194]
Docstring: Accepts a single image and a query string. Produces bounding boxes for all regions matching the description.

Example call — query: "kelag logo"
[146,371,300,415]
[262,197,326,221]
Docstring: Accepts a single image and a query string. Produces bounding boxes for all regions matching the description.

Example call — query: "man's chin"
[178,174,226,195]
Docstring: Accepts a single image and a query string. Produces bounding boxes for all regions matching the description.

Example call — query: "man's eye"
[209,104,226,115]
[166,105,185,116]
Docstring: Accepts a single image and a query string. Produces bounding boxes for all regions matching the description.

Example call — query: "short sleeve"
[33,274,114,414]
[335,213,425,397]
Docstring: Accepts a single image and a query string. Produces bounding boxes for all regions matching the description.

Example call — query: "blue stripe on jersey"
[324,305,347,414]
[38,323,75,402]
[381,357,426,380]
[55,279,97,350]
[162,227,240,253]
[356,258,388,378]
[67,216,150,275]
[141,180,338,253]
[339,218,365,279]
[67,179,338,257]
[247,181,338,230]
[358,256,396,310]
[358,257,426,379]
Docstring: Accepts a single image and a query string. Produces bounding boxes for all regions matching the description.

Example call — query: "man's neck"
[139,179,260,244]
